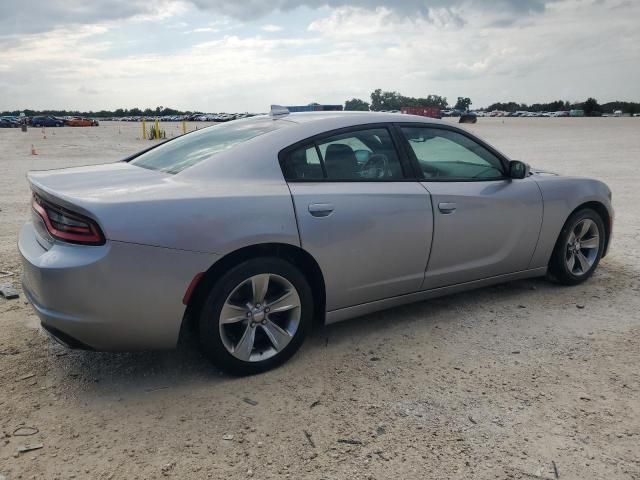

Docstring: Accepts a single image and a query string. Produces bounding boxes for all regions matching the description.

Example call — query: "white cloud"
[127,0,190,23]
[186,27,219,33]
[308,7,400,36]
[183,18,240,34]
[188,0,549,21]
[426,6,465,28]
[0,0,638,111]
[261,24,283,32]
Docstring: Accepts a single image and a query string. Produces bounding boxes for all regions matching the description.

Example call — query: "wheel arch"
[569,201,611,257]
[181,243,326,338]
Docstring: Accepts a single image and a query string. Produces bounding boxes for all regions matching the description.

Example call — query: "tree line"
[345,90,640,115]
[2,95,639,118]
[345,90,470,112]
[484,98,639,115]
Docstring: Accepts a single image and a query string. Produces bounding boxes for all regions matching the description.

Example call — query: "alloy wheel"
[565,218,600,276]
[218,273,301,362]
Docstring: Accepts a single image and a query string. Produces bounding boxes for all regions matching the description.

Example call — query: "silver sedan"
[19,109,613,374]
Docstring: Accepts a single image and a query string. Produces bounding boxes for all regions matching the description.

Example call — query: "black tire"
[548,208,605,285]
[199,257,313,375]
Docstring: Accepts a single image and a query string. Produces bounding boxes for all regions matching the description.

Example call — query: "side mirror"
[509,160,530,179]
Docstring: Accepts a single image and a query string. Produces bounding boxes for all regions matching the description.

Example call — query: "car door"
[280,125,433,311]
[396,124,543,290]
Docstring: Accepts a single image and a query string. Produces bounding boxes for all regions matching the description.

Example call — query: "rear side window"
[281,127,404,181]
[130,117,288,174]
[280,145,324,180]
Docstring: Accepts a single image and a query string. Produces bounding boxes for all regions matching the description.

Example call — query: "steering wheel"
[362,154,390,179]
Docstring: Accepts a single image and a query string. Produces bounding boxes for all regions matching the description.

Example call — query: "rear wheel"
[548,208,605,285]
[199,257,313,375]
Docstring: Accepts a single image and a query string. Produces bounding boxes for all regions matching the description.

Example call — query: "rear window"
[130,117,288,174]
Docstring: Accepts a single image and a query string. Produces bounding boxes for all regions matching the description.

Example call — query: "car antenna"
[270,105,290,117]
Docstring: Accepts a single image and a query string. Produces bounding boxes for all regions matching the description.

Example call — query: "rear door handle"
[308,203,334,217]
[438,202,457,214]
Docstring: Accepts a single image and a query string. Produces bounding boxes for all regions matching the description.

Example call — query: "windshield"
[130,117,288,174]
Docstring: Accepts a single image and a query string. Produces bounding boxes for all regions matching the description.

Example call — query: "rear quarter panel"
[28,165,301,256]
[94,179,301,255]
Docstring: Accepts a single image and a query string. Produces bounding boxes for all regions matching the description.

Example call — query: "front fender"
[529,176,613,268]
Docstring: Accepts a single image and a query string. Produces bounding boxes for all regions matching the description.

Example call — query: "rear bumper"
[41,322,96,350]
[19,221,219,351]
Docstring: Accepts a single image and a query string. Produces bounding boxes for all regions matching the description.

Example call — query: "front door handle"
[438,202,457,214]
[308,203,334,217]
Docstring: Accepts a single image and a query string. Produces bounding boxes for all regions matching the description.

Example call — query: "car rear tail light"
[31,194,105,245]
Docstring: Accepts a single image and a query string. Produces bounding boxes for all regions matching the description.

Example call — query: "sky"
[0,0,638,112]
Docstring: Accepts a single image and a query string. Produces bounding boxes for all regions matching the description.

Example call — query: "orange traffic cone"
[31,144,38,155]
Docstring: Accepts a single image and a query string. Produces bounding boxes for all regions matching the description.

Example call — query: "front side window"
[400,127,504,180]
[282,127,404,181]
[131,117,289,174]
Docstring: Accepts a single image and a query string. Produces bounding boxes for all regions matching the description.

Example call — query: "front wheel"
[548,208,605,285]
[199,257,313,375]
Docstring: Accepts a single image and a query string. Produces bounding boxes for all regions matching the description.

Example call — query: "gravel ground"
[0,118,639,480]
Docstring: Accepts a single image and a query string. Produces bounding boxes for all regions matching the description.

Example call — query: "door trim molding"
[325,267,547,324]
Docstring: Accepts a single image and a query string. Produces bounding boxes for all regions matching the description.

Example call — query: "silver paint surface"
[18,112,613,350]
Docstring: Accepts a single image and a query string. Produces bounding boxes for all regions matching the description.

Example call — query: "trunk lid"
[28,162,171,209]
[27,162,186,248]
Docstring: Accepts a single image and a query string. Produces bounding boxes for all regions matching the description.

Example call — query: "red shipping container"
[400,106,442,119]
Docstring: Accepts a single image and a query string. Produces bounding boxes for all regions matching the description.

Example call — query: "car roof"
[279,111,445,126]
[178,110,467,182]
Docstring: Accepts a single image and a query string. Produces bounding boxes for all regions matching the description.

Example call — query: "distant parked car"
[0,118,21,128]
[32,116,64,127]
[459,112,477,124]
[64,117,99,127]
[401,106,442,119]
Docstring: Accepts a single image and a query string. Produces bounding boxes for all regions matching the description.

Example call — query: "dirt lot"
[1,118,639,480]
